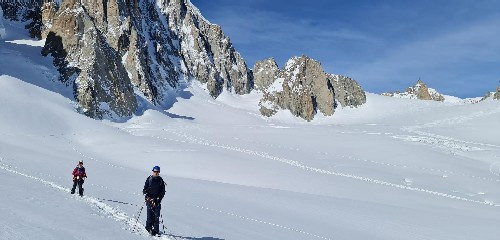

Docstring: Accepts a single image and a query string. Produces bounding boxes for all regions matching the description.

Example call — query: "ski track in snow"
[333,153,500,184]
[489,157,500,178]
[402,128,500,149]
[67,139,124,169]
[392,107,500,181]
[155,130,499,208]
[418,107,500,129]
[190,205,333,240]
[124,127,500,185]
[0,158,144,198]
[396,106,500,154]
[0,221,28,240]
[0,156,333,240]
[392,134,483,153]
[199,130,500,184]
[395,127,499,155]
[0,157,173,240]
[3,134,144,197]
[231,131,500,184]
[6,132,335,239]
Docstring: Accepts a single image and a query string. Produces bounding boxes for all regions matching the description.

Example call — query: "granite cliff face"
[382,79,445,102]
[164,0,253,96]
[255,56,366,121]
[41,0,138,118]
[39,0,251,119]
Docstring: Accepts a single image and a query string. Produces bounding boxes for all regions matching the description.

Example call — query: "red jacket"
[72,166,87,178]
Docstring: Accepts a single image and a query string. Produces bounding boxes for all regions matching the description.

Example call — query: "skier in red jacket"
[71,160,87,196]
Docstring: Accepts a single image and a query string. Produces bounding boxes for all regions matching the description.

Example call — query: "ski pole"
[160,213,178,240]
[160,213,166,235]
[132,203,145,233]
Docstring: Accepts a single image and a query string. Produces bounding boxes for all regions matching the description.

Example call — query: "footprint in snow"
[403,178,413,185]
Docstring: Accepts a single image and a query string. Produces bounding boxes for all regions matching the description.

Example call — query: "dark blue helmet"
[152,166,160,172]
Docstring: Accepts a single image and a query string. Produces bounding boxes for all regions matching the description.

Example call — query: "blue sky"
[191,0,500,98]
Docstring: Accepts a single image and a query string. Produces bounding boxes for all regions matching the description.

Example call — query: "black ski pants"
[72,178,84,196]
[146,200,161,233]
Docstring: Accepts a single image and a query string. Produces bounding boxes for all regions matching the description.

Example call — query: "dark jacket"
[143,175,166,201]
[72,166,87,179]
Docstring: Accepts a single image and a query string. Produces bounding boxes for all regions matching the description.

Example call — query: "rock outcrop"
[256,56,365,121]
[383,79,445,102]
[328,74,366,107]
[494,86,500,100]
[253,58,280,90]
[38,0,252,119]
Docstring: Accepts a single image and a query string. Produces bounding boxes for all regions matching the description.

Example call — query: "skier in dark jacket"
[71,160,87,196]
[143,166,166,236]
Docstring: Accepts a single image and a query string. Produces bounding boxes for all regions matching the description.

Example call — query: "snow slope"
[1,18,500,240]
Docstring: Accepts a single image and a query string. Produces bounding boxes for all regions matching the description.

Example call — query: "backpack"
[148,175,164,187]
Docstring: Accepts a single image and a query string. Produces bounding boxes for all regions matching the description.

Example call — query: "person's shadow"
[164,233,224,240]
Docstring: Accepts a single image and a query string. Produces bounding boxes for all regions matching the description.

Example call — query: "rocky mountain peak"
[495,86,500,100]
[383,79,445,102]
[256,55,365,121]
